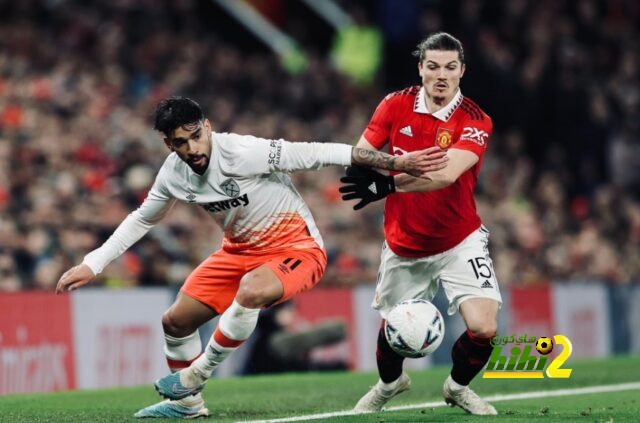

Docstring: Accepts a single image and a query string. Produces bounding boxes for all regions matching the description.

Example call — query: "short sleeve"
[363,95,395,149]
[451,115,493,158]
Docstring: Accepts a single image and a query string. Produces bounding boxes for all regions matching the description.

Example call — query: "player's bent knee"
[468,323,497,339]
[236,277,280,309]
[162,310,198,337]
[235,285,271,308]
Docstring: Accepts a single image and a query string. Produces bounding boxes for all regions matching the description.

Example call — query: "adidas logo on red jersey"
[399,125,413,137]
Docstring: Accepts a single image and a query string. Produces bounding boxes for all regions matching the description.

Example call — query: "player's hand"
[396,146,448,178]
[56,264,95,294]
[339,165,395,210]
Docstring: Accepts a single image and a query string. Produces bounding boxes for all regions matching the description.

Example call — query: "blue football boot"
[154,371,206,400]
[134,394,209,419]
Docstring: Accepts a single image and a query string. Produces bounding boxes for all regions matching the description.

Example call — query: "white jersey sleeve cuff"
[279,141,352,170]
[328,143,353,166]
[82,255,104,276]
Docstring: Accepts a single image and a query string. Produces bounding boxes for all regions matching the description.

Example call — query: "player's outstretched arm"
[340,148,477,209]
[351,146,448,177]
[56,264,95,294]
[54,176,176,292]
[226,134,447,176]
[394,148,478,193]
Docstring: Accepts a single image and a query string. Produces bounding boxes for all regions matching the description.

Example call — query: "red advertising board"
[294,287,357,368]
[95,325,153,387]
[0,292,76,394]
[508,285,555,339]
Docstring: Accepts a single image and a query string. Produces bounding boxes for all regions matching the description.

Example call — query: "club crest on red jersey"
[435,127,454,149]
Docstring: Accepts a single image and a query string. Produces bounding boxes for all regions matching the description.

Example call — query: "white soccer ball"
[384,299,445,358]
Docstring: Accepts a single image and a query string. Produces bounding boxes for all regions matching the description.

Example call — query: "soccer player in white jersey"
[55,97,447,418]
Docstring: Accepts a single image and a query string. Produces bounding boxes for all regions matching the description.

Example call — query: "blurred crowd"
[1,0,639,292]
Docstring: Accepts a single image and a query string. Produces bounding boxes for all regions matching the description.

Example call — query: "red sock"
[450,329,494,385]
[376,320,405,383]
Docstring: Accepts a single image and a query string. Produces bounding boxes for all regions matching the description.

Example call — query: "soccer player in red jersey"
[341,32,501,415]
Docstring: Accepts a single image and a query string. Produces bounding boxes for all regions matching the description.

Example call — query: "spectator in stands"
[1,0,639,291]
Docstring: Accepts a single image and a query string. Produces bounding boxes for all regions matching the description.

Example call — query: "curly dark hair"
[412,32,465,64]
[153,96,204,137]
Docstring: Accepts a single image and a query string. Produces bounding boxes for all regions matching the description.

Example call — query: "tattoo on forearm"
[352,148,402,171]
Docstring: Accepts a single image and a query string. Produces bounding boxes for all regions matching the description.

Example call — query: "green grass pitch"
[0,356,638,422]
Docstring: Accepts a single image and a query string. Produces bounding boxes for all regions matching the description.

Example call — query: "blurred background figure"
[243,301,347,375]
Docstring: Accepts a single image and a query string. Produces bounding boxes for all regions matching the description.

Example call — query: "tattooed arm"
[351,146,448,177]
[339,135,456,210]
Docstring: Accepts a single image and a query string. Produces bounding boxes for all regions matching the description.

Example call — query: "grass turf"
[0,355,638,423]
[334,390,640,422]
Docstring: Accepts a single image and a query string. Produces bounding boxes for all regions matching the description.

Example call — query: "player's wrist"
[392,173,418,193]
[383,174,396,194]
[81,258,100,276]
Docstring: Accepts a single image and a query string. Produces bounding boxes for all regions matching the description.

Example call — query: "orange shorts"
[181,247,327,314]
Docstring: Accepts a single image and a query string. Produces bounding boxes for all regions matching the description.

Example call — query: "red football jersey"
[364,86,492,257]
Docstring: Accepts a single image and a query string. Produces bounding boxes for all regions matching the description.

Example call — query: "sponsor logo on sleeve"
[268,140,283,165]
[460,127,489,146]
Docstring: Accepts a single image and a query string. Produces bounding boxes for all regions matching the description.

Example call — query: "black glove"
[339,165,396,210]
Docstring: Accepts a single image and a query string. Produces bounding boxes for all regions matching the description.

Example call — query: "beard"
[187,155,210,174]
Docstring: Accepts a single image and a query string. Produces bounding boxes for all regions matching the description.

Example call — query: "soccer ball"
[384,299,445,358]
[536,337,554,355]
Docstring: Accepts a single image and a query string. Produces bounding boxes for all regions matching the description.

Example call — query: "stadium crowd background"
[1,0,639,293]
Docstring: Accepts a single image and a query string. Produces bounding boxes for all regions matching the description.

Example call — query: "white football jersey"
[83,132,352,274]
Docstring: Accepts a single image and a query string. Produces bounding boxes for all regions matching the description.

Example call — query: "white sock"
[189,300,260,382]
[447,374,466,390]
[218,299,261,340]
[380,375,402,391]
[164,331,201,373]
[175,392,204,407]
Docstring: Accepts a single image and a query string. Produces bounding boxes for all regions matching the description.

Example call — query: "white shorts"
[373,226,502,318]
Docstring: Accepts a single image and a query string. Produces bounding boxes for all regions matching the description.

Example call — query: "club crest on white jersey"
[220,178,240,197]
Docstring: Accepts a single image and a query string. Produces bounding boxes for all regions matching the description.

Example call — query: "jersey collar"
[414,86,463,122]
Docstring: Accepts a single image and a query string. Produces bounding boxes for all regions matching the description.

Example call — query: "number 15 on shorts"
[467,257,497,289]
